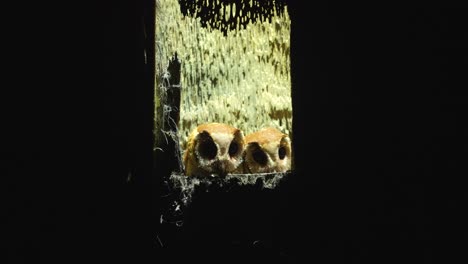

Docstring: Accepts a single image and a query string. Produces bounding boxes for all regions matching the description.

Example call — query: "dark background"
[6,1,467,263]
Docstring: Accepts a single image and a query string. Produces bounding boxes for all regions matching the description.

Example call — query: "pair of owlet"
[183,122,291,177]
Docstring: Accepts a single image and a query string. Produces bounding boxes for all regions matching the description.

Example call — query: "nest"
[155,0,292,225]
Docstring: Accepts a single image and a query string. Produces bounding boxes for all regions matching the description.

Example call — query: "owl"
[183,123,245,177]
[243,127,292,173]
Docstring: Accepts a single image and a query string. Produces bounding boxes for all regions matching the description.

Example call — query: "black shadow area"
[7,1,467,264]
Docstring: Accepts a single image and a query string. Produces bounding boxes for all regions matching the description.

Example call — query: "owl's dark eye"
[198,140,217,160]
[278,146,286,160]
[228,141,239,157]
[252,149,268,166]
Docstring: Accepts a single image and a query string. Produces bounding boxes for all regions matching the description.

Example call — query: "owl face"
[183,123,245,177]
[244,127,292,173]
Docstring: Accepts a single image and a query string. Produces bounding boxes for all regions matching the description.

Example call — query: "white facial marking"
[210,132,234,157]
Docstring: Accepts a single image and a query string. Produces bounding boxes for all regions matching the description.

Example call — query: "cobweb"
[160,171,289,226]
[155,0,292,227]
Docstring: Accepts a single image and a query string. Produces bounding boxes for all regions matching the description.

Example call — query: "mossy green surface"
[155,0,292,150]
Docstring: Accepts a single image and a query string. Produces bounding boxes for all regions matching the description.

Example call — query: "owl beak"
[214,162,227,177]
